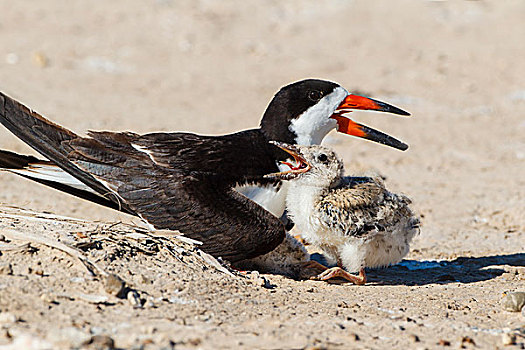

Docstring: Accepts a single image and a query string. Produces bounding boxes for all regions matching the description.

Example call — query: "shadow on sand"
[309,253,525,286]
[366,253,525,286]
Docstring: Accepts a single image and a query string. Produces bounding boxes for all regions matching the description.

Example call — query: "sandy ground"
[0,1,524,349]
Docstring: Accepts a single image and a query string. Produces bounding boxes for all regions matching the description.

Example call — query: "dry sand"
[0,1,524,349]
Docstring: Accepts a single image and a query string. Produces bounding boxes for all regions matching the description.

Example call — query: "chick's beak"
[331,94,410,151]
[264,142,310,180]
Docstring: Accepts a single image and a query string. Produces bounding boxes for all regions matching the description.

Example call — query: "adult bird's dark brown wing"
[67,131,285,261]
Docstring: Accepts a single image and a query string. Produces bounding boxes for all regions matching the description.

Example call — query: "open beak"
[331,94,410,151]
[264,141,310,180]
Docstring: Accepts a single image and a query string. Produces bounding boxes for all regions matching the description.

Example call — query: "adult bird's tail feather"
[0,149,135,214]
[0,92,135,214]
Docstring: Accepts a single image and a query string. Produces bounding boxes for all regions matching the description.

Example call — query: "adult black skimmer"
[266,142,420,284]
[0,79,410,262]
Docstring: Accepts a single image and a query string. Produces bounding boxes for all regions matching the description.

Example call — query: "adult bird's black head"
[259,79,410,151]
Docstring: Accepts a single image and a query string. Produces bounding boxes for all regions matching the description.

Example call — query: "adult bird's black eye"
[308,90,323,102]
[318,153,328,163]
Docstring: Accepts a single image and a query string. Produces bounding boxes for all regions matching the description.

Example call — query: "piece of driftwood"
[0,206,92,223]
[1,228,108,277]
[0,242,32,252]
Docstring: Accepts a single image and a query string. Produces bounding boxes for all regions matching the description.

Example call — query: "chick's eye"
[308,90,323,102]
[317,153,328,162]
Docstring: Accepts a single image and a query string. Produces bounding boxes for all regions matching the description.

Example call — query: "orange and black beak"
[331,94,410,151]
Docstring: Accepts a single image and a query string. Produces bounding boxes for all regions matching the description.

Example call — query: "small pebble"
[0,328,11,339]
[438,339,451,346]
[349,333,359,341]
[502,292,525,312]
[167,296,194,305]
[40,293,57,304]
[82,335,115,350]
[5,54,19,65]
[187,338,202,346]
[140,274,152,284]
[32,52,49,68]
[461,336,475,346]
[250,271,270,288]
[143,297,157,309]
[70,277,86,283]
[76,293,109,304]
[104,274,126,297]
[127,290,142,309]
[0,262,13,275]
[409,334,420,343]
[501,333,516,346]
[89,326,106,335]
[0,312,17,325]
[0,234,6,242]
[75,232,88,239]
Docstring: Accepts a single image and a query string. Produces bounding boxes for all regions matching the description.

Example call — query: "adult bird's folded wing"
[67,132,286,262]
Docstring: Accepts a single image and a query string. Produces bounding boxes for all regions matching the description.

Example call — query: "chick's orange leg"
[313,267,367,285]
[296,260,330,280]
